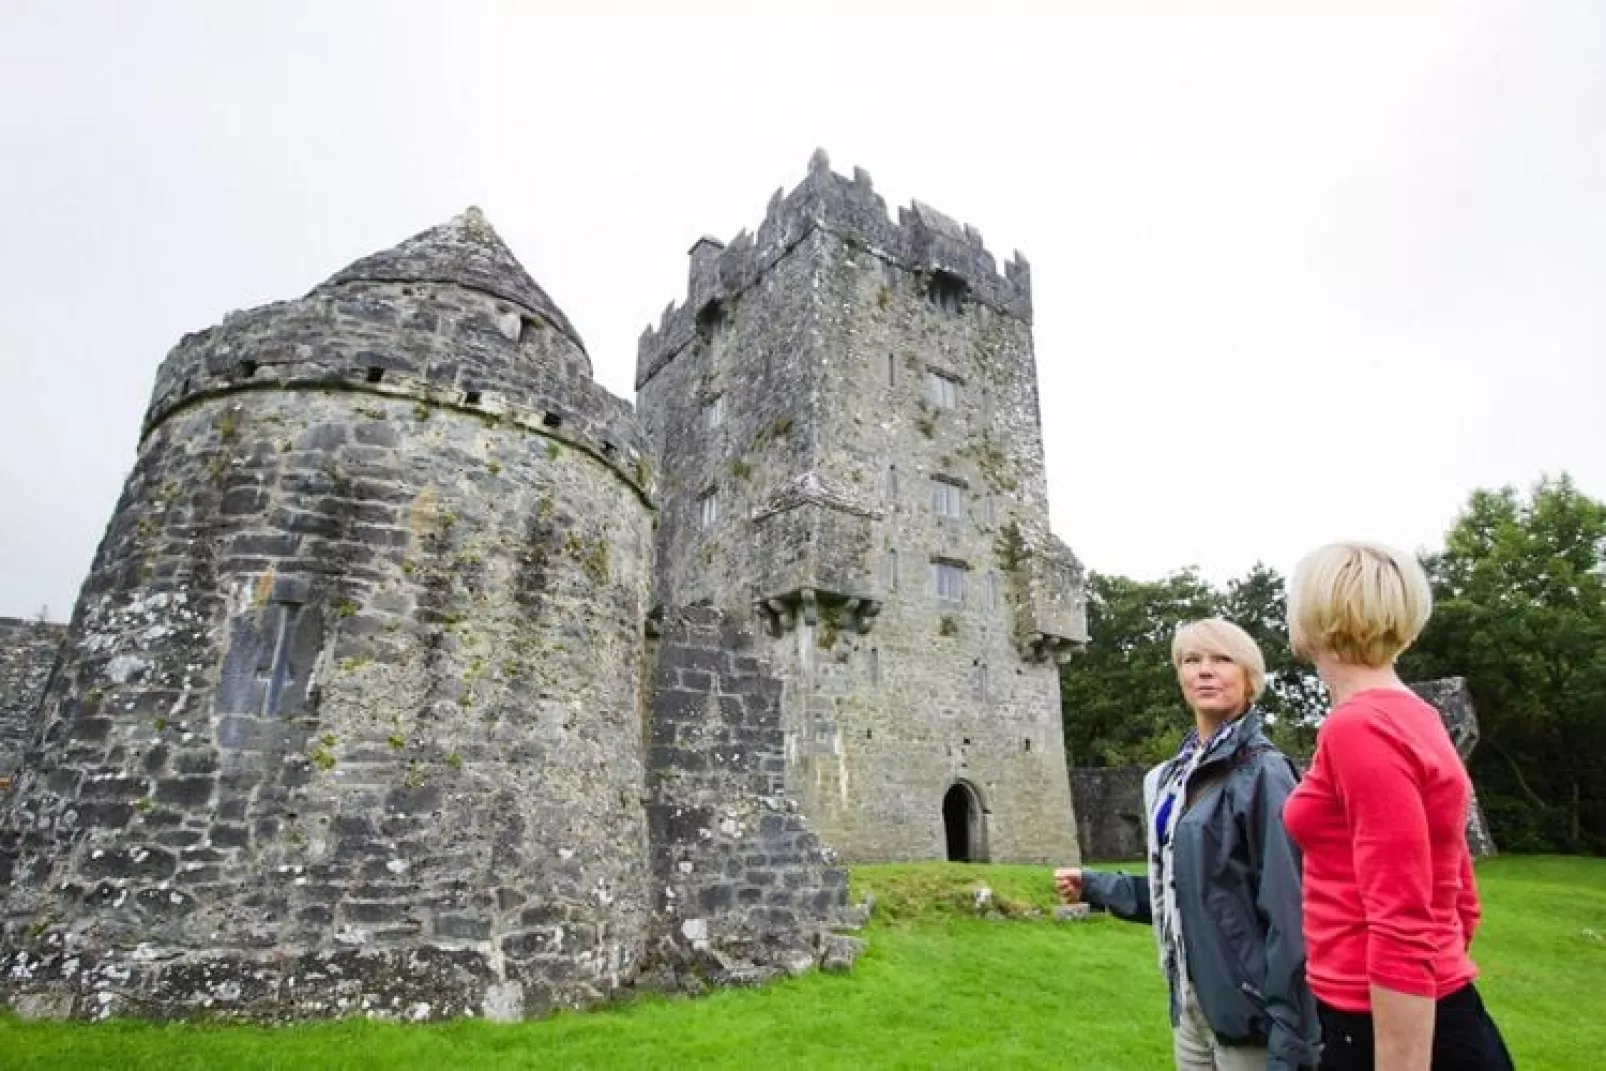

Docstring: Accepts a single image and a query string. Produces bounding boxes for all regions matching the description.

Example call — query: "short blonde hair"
[1171,618,1267,704]
[1288,541,1433,667]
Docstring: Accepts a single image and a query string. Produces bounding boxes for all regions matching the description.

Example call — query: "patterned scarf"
[1150,718,1239,1017]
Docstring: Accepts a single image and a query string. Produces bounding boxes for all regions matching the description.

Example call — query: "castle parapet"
[637,149,1033,389]
[141,212,652,502]
[749,473,883,637]
[1004,528,1087,663]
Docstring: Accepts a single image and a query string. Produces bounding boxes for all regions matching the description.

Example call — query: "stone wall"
[637,152,1085,865]
[1069,765,1148,863]
[641,605,858,988]
[0,213,658,1021]
[0,618,65,778]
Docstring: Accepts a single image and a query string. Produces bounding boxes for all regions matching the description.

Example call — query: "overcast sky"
[2,1,1602,621]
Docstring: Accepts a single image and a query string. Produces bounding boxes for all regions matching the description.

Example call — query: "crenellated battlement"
[636,149,1033,389]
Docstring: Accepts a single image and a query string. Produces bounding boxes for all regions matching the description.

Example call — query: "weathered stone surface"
[322,207,588,356]
[642,606,854,987]
[0,157,1094,1020]
[0,617,65,776]
[0,212,657,1021]
[636,151,1086,866]
[1410,677,1497,857]
[1069,765,1149,863]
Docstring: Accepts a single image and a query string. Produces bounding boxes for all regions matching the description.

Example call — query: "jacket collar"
[1186,707,1270,772]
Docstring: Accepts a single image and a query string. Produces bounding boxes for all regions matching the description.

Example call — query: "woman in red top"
[1282,541,1512,1071]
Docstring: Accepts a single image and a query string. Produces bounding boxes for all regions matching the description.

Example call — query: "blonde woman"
[1056,619,1317,1071]
[1283,542,1512,1071]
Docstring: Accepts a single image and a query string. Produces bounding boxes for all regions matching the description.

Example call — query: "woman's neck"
[1316,658,1408,705]
[1192,706,1244,742]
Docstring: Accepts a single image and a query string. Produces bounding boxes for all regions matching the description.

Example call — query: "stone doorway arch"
[943,780,989,863]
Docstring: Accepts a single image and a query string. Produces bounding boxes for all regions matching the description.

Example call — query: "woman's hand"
[1053,867,1084,904]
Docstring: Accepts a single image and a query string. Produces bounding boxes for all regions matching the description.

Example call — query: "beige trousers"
[1173,987,1269,1071]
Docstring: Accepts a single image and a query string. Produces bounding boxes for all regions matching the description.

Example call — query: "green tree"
[1060,564,1325,768]
[1400,474,1606,853]
[1059,569,1218,766]
[1220,562,1326,756]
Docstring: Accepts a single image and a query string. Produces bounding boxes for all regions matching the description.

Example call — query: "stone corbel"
[753,590,882,638]
[1021,632,1082,665]
[759,598,794,638]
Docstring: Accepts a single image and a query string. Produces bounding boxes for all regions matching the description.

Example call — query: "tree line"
[1059,474,1605,855]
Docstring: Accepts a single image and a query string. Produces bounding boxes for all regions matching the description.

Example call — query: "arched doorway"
[943,781,988,863]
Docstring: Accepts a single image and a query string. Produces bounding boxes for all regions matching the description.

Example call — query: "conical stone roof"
[321,207,585,351]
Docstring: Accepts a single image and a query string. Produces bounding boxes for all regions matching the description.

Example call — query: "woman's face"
[1177,649,1249,720]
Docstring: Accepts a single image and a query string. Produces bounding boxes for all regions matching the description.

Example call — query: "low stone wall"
[1069,765,1148,863]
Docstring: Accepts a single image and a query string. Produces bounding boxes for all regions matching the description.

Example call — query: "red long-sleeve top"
[1283,688,1481,1012]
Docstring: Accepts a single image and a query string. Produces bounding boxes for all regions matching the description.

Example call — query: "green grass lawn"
[0,856,1600,1069]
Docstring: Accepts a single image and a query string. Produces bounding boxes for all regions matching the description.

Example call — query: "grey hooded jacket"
[1081,710,1319,1071]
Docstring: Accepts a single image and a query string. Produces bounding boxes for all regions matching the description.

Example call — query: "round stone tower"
[0,211,656,1021]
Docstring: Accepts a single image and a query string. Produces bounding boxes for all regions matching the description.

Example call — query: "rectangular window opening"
[931,477,964,518]
[927,370,960,409]
[365,367,385,384]
[463,390,482,406]
[239,360,258,379]
[926,271,967,315]
[701,394,725,431]
[542,411,563,429]
[932,561,967,603]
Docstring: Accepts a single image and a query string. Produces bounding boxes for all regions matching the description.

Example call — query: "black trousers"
[1317,984,1515,1070]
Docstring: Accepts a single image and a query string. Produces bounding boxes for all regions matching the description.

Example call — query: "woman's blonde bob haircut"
[1288,541,1433,667]
[1171,618,1267,704]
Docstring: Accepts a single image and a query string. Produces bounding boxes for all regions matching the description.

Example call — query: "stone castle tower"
[638,151,1087,865]
[0,154,1085,1020]
[0,210,852,1020]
